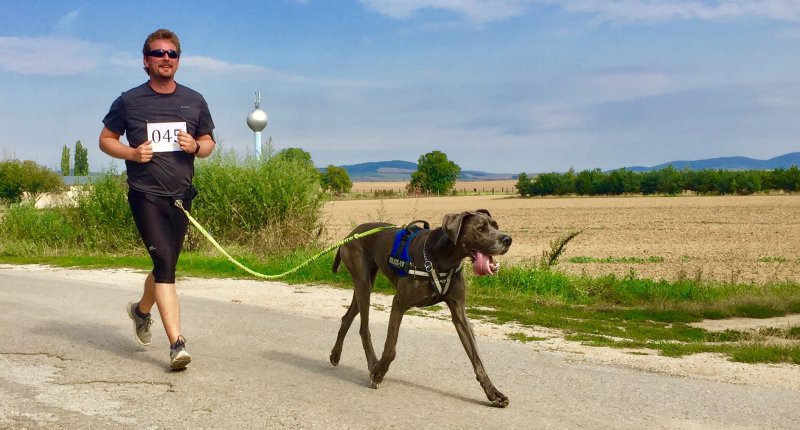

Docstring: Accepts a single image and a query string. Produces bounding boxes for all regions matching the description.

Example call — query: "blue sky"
[1,0,799,174]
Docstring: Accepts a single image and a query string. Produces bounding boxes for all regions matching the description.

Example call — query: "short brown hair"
[142,29,181,75]
[142,28,181,55]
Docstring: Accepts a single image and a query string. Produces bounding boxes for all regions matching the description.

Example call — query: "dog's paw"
[329,351,340,366]
[369,368,384,389]
[490,392,509,408]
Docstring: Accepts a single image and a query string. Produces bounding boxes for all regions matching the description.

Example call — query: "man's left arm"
[177,131,215,158]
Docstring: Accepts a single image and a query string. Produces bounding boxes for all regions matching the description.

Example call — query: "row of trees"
[5,141,799,205]
[60,140,89,176]
[516,165,800,197]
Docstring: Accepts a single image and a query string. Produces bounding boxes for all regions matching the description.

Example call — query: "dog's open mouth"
[471,251,499,276]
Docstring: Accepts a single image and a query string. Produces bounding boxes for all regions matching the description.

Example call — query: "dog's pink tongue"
[472,251,497,276]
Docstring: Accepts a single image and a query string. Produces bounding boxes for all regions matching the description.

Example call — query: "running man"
[99,28,215,370]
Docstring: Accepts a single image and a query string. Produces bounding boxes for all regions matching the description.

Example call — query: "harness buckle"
[424,260,433,272]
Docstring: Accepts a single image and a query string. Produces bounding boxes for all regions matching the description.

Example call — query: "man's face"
[143,39,179,80]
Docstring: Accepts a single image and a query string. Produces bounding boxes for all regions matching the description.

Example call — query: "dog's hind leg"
[333,245,380,371]
[354,269,380,372]
[444,295,509,408]
[330,295,359,366]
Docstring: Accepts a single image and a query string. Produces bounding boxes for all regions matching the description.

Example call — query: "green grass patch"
[569,256,665,264]
[730,345,800,365]
[757,256,793,263]
[507,332,548,342]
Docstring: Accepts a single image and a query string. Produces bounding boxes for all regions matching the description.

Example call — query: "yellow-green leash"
[174,200,393,279]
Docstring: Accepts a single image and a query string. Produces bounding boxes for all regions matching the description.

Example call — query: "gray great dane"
[330,209,512,407]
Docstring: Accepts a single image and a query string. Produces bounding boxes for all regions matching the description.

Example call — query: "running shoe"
[170,335,192,371]
[126,302,153,346]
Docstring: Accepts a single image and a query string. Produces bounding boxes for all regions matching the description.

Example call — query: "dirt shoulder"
[4,264,799,392]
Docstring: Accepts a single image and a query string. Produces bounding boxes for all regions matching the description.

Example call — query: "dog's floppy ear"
[443,211,473,244]
[476,209,492,218]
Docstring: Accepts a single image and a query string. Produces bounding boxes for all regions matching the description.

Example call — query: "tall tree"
[74,140,89,176]
[515,172,533,196]
[320,165,352,196]
[60,144,71,176]
[0,159,64,203]
[408,150,461,195]
[276,147,313,166]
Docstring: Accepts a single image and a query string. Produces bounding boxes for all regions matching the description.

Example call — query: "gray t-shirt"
[102,82,215,198]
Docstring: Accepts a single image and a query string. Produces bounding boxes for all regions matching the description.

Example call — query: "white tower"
[246,92,269,158]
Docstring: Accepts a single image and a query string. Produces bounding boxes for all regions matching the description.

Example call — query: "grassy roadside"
[3,249,799,365]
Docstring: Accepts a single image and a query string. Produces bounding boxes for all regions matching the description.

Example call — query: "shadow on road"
[264,349,487,407]
[33,320,166,370]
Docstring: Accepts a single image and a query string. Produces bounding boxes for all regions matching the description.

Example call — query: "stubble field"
[321,182,800,284]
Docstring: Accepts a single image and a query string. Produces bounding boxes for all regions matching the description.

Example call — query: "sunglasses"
[145,49,180,59]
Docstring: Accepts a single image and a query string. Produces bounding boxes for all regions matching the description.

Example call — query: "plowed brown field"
[322,184,800,284]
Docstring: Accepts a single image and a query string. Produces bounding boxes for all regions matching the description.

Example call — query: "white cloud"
[54,9,82,35]
[0,37,99,76]
[359,0,800,24]
[0,37,371,90]
[756,95,800,110]
[571,69,674,103]
[183,55,377,88]
[526,105,587,131]
[555,0,800,23]
[359,0,531,23]
[181,55,273,74]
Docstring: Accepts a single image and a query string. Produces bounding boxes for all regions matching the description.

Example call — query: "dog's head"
[442,209,512,275]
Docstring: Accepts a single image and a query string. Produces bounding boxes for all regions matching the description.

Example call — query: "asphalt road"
[1,268,799,429]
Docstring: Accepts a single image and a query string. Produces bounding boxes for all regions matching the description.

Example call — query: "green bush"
[0,203,75,254]
[71,171,139,252]
[0,168,138,254]
[0,151,326,256]
[0,159,64,203]
[191,149,326,253]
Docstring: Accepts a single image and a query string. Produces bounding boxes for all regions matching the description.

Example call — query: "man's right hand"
[134,142,154,163]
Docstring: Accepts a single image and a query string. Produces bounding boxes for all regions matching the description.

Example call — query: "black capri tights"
[128,189,192,284]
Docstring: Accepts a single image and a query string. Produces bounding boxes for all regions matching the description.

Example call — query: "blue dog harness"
[388,228,424,276]
[387,220,462,297]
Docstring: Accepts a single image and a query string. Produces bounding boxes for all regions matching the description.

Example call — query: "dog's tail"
[332,248,342,273]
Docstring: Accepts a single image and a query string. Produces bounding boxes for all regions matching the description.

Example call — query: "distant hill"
[626,152,800,172]
[337,160,417,181]
[333,160,515,182]
[324,152,800,181]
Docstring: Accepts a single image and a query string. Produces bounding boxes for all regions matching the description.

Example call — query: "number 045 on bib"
[146,122,187,152]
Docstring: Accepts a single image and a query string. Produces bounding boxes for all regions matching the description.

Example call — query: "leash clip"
[424,260,433,272]
[174,199,184,209]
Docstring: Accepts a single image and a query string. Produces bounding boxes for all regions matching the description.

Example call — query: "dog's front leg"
[355,285,380,372]
[445,298,509,408]
[370,295,406,388]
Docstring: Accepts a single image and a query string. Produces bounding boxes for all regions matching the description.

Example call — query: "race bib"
[146,121,187,152]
